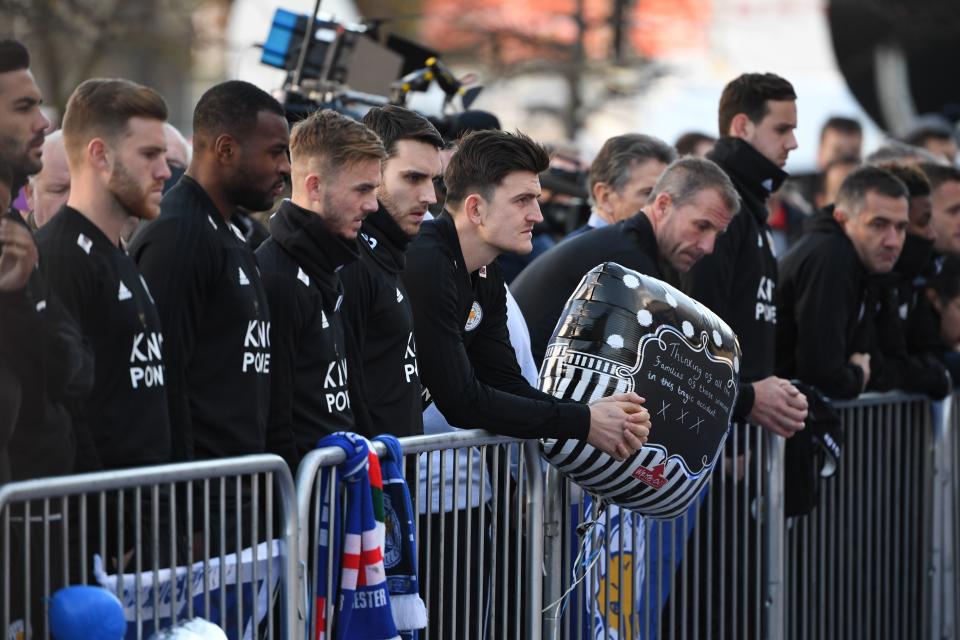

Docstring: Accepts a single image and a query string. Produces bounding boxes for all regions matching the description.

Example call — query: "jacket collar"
[709,137,788,221]
[359,205,410,273]
[268,199,359,287]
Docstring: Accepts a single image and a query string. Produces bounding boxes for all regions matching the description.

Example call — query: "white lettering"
[243,320,271,349]
[242,351,271,373]
[324,359,348,388]
[130,365,165,389]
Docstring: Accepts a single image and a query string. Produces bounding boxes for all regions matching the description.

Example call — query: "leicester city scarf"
[373,435,428,638]
[315,432,399,640]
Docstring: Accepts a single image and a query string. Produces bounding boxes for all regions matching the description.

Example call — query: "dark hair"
[920,163,960,191]
[674,131,716,157]
[444,130,549,206]
[820,116,862,142]
[62,78,168,166]
[717,72,796,137]
[0,40,29,74]
[589,134,676,203]
[193,80,285,145]
[815,155,861,197]
[361,105,443,157]
[875,162,931,198]
[929,256,960,301]
[835,165,909,217]
[444,110,501,142]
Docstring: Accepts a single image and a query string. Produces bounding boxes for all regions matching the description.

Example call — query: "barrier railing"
[0,455,297,640]
[295,430,544,640]
[2,391,955,640]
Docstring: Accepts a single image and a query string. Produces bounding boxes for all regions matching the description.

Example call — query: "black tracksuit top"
[339,207,423,437]
[256,200,357,471]
[36,206,171,470]
[775,212,870,400]
[511,211,665,366]
[402,213,590,440]
[681,137,786,419]
[130,176,271,460]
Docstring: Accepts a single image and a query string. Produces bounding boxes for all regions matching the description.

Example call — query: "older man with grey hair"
[512,155,741,365]
[565,133,677,239]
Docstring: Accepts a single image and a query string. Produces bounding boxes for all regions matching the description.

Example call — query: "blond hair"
[290,109,386,177]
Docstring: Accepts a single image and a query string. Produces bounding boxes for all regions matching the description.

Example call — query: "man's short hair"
[815,155,861,197]
[444,130,549,206]
[674,131,716,156]
[62,78,168,166]
[920,163,960,191]
[361,105,444,157]
[193,80,285,144]
[0,40,30,74]
[835,166,909,217]
[647,156,740,215]
[717,72,797,137]
[875,162,931,198]
[865,142,943,165]
[290,109,386,176]
[588,134,676,203]
[820,116,862,141]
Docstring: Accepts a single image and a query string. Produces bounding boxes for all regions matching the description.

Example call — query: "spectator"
[674,131,717,158]
[814,155,860,210]
[256,109,385,471]
[403,129,651,455]
[904,114,957,165]
[131,80,289,461]
[339,105,443,438]
[682,72,808,436]
[512,156,739,365]
[920,163,960,258]
[866,141,943,166]
[24,131,70,229]
[776,166,909,399]
[36,78,172,472]
[564,134,675,239]
[163,121,190,173]
[911,256,960,380]
[816,116,863,170]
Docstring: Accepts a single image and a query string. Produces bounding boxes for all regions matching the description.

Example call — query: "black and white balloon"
[539,262,741,519]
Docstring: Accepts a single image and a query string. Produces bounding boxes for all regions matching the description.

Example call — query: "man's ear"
[833,206,850,227]
[649,191,672,224]
[87,138,109,172]
[927,288,943,313]
[593,182,612,211]
[464,193,483,225]
[213,134,236,164]
[729,113,753,139]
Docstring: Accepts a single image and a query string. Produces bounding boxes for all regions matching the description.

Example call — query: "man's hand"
[747,376,808,438]
[0,219,38,293]
[587,392,651,460]
[849,352,871,391]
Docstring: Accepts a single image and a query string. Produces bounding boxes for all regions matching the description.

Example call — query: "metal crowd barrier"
[295,430,544,640]
[0,455,298,640]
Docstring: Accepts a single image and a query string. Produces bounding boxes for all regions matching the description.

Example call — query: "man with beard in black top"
[37,78,172,471]
[512,156,740,366]
[777,166,910,398]
[339,105,444,437]
[131,81,289,462]
[257,110,385,471]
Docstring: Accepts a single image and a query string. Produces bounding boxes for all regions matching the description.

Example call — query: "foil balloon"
[539,262,741,519]
[49,586,126,640]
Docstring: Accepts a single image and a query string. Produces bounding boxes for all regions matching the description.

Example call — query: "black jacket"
[775,211,871,399]
[2,209,89,481]
[130,176,271,460]
[682,137,785,419]
[402,213,590,439]
[339,207,423,438]
[36,206,171,470]
[512,212,666,366]
[256,201,357,471]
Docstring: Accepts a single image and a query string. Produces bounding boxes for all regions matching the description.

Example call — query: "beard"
[109,161,157,220]
[0,132,44,190]
[229,165,284,213]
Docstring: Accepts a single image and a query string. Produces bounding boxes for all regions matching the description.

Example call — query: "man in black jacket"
[36,78,172,472]
[257,109,385,471]
[339,105,444,437]
[512,155,740,365]
[403,129,651,460]
[777,166,910,399]
[131,81,289,461]
[682,72,808,437]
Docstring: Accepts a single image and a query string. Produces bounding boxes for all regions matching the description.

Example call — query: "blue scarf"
[373,435,428,638]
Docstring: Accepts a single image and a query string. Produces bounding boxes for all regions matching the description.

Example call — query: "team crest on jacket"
[465,301,483,331]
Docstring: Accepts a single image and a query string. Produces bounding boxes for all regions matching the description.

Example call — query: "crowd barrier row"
[0,391,955,639]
